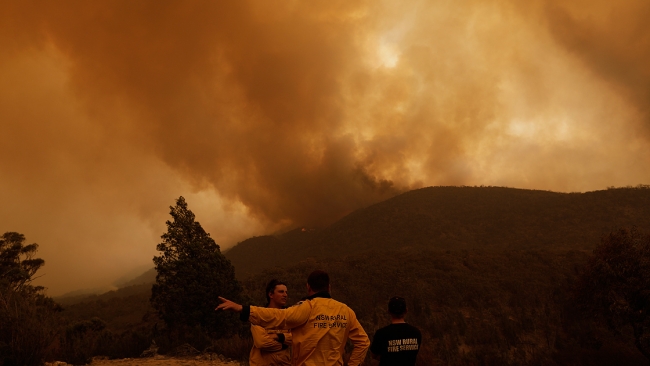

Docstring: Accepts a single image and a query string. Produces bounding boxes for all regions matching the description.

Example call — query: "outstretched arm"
[215,297,243,312]
[217,297,312,329]
[249,302,312,329]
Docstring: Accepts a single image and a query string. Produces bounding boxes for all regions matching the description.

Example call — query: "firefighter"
[249,279,292,366]
[217,270,370,366]
[370,296,422,366]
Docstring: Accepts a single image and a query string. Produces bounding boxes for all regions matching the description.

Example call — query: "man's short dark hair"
[265,279,286,306]
[307,270,329,293]
[388,296,407,316]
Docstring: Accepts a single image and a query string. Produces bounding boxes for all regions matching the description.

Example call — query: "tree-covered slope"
[226,186,650,277]
[54,185,650,363]
[59,283,155,330]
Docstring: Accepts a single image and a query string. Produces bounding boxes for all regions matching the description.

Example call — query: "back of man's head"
[388,296,407,317]
[307,270,330,293]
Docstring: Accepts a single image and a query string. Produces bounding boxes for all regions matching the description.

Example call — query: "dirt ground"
[46,355,243,366]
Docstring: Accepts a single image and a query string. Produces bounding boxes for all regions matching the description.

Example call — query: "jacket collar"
[304,291,332,301]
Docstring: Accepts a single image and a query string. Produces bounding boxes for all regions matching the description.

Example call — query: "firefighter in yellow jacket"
[217,270,370,366]
[250,279,292,366]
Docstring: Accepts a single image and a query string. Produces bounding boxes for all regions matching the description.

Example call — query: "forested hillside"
[226,186,650,277]
[61,247,648,364]
[59,284,153,328]
[56,185,650,364]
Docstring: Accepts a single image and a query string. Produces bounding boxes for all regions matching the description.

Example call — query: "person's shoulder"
[329,298,355,308]
[375,324,404,334]
[339,300,359,314]
[404,323,422,334]
[374,323,393,334]
[379,323,420,333]
[311,296,343,306]
[288,299,320,311]
[331,298,349,306]
[309,297,357,313]
[407,322,421,330]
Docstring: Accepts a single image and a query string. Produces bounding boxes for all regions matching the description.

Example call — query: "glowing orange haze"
[1,0,649,295]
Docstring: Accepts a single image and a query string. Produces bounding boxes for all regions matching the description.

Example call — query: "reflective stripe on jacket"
[245,293,370,366]
[249,324,292,366]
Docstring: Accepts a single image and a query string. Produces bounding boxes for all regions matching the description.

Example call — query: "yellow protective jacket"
[242,292,370,366]
[249,324,292,366]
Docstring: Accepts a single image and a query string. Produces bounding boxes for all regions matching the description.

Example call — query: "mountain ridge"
[59,185,650,300]
[225,185,650,277]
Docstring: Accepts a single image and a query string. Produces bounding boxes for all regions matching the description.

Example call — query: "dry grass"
[46,355,243,366]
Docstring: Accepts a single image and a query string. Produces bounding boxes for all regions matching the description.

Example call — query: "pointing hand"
[215,296,243,312]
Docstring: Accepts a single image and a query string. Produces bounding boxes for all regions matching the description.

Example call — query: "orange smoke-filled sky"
[1,0,649,295]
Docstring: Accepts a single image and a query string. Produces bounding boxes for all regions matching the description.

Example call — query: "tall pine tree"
[151,197,242,336]
[0,232,60,366]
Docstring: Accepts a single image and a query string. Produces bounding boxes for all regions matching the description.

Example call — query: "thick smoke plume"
[1,0,649,294]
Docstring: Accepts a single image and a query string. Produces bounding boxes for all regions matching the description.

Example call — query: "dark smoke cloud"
[1,0,649,294]
[26,1,405,225]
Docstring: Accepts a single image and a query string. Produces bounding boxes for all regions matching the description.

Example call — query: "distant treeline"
[226,186,650,277]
